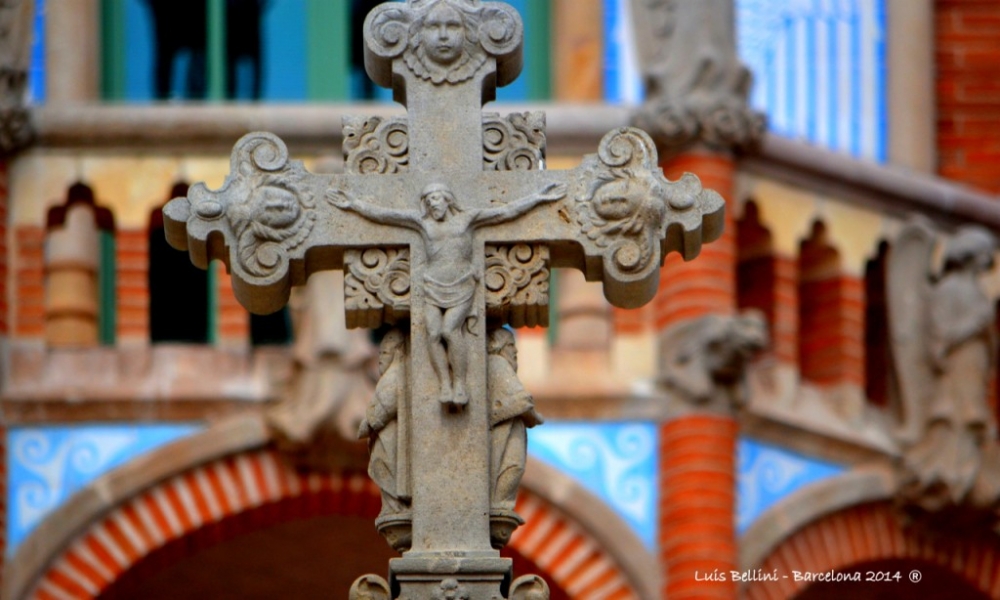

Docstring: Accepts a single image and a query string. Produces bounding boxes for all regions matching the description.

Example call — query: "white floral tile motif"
[528,422,658,549]
[737,437,845,533]
[7,424,201,555]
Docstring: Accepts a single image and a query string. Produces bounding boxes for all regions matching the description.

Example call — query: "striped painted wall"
[737,0,888,161]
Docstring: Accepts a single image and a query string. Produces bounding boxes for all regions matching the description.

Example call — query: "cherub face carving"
[404,0,486,85]
[421,3,464,66]
[252,185,301,229]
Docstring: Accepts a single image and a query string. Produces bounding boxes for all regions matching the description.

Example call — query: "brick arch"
[745,501,1000,600]
[28,450,379,600]
[11,418,652,600]
[510,494,638,600]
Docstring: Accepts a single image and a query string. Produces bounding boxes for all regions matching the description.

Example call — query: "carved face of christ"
[420,3,465,66]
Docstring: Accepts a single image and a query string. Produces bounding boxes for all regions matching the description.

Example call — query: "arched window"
[798,222,843,386]
[864,241,890,406]
[736,201,775,339]
[44,183,116,347]
[148,183,209,343]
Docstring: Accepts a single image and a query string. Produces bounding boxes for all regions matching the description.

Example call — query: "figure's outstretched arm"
[473,182,568,227]
[326,189,422,230]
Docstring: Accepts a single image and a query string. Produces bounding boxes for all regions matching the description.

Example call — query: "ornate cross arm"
[568,127,725,308]
[162,132,332,315]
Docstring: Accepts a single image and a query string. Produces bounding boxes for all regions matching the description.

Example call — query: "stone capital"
[630,0,765,157]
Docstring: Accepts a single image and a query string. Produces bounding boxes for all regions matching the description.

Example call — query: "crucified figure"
[327,181,566,408]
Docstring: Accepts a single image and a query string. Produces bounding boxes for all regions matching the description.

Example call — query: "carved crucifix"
[164,1,724,598]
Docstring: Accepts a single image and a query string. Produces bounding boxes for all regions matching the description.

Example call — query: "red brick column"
[14,226,44,340]
[116,230,149,343]
[655,153,736,332]
[771,256,799,367]
[660,415,739,600]
[936,0,1000,194]
[216,269,248,344]
[656,152,740,600]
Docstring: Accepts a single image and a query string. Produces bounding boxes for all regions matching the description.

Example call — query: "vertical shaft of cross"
[406,75,486,174]
[403,76,493,554]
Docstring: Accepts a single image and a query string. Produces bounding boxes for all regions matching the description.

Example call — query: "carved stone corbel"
[630,0,765,157]
[656,310,767,416]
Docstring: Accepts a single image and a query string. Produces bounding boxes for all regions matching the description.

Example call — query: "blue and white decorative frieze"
[7,424,201,555]
[528,422,658,549]
[736,437,845,534]
[738,0,887,161]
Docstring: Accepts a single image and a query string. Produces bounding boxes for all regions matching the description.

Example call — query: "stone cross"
[164,1,724,598]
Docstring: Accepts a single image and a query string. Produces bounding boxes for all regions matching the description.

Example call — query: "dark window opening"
[736,201,775,340]
[864,241,890,407]
[250,310,291,346]
[149,183,209,343]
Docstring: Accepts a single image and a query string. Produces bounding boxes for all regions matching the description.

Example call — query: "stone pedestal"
[390,556,512,600]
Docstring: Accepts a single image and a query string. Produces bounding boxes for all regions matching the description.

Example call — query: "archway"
[8,416,655,600]
[744,501,1000,600]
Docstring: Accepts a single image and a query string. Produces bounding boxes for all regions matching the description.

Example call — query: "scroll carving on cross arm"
[887,217,1000,527]
[344,248,412,330]
[572,127,725,309]
[483,112,546,171]
[163,132,320,315]
[485,244,549,329]
[343,116,410,175]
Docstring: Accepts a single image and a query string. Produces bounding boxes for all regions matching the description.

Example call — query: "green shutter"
[99,230,117,345]
[100,0,126,100]
[207,262,218,344]
[524,0,552,101]
[307,0,350,101]
[207,0,227,100]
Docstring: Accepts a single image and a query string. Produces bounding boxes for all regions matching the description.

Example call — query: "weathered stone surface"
[162,1,726,597]
[630,0,765,155]
[0,0,34,154]
[887,217,1000,528]
[656,310,767,416]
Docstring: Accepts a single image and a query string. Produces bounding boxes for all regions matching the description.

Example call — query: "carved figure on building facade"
[630,0,765,155]
[486,327,543,547]
[327,181,566,409]
[0,0,34,154]
[268,271,374,472]
[888,218,1000,525]
[657,310,768,414]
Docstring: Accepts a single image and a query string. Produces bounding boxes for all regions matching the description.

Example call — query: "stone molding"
[24,105,1000,230]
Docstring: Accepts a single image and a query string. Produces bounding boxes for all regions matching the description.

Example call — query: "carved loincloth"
[422,269,477,309]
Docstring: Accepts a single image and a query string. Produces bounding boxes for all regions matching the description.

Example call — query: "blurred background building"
[1,0,1000,598]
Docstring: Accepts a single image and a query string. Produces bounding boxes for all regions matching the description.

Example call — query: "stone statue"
[327,182,566,409]
[487,327,542,545]
[631,0,765,155]
[657,310,768,414]
[358,328,411,522]
[267,271,373,471]
[888,218,1000,522]
[164,0,727,595]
